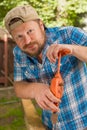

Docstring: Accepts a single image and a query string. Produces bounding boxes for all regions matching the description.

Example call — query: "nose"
[24,35,31,45]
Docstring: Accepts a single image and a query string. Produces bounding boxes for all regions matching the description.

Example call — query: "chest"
[24,56,73,84]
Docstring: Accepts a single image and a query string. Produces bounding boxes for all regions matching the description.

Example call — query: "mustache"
[23,42,37,49]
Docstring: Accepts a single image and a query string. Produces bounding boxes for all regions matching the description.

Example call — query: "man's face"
[11,20,46,57]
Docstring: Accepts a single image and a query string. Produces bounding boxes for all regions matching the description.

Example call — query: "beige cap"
[4,5,39,33]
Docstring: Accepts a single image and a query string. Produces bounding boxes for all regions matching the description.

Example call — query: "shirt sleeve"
[67,26,87,46]
[13,46,26,81]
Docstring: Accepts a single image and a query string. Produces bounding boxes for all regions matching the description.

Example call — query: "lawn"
[0,86,26,130]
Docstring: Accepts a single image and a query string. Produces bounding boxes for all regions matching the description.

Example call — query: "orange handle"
[50,49,71,112]
[50,52,64,99]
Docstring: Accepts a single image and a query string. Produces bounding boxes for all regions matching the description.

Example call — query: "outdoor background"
[0,0,87,130]
[0,0,87,29]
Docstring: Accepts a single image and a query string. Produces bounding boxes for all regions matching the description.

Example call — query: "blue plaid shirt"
[13,26,87,130]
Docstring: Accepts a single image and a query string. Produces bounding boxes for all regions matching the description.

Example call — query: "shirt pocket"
[24,66,37,82]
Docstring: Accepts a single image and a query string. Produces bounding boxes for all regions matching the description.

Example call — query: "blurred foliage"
[57,0,87,27]
[0,0,87,28]
[26,0,58,26]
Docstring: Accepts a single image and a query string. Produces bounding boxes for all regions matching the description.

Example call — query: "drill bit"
[51,112,58,130]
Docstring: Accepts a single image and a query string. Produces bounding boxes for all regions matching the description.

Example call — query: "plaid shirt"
[13,26,87,130]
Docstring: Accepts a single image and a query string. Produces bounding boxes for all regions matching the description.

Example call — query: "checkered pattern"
[13,26,87,130]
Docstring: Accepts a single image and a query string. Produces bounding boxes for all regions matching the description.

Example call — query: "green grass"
[32,99,42,116]
[0,88,43,130]
[0,96,26,130]
[0,97,20,104]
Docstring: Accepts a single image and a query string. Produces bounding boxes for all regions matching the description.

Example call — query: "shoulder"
[13,46,21,54]
[59,26,87,34]
[45,26,77,35]
[13,46,27,63]
[58,26,87,39]
[13,46,23,57]
[45,26,59,34]
[58,26,75,34]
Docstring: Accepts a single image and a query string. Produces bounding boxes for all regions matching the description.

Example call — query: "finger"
[38,94,59,112]
[41,98,59,112]
[39,99,53,111]
[53,46,60,58]
[46,90,61,103]
[36,95,52,110]
[47,44,58,62]
[49,52,57,63]
[44,99,60,112]
[52,106,60,113]
[39,101,48,110]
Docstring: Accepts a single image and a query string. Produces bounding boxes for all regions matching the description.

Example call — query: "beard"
[22,37,46,57]
[23,42,44,57]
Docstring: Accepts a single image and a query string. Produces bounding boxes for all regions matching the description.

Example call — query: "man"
[4,5,87,130]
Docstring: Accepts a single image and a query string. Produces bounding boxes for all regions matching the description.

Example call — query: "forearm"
[14,81,44,99]
[61,44,87,62]
[71,45,87,62]
[46,43,87,63]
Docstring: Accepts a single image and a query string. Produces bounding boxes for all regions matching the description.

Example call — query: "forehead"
[11,21,39,34]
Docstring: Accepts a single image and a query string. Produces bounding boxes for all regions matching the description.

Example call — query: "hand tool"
[50,49,71,130]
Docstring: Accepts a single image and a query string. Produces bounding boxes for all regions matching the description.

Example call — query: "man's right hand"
[14,81,60,112]
[34,83,61,112]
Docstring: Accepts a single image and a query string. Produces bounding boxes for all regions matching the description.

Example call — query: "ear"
[39,20,45,31]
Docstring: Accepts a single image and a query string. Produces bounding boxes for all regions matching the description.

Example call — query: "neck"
[37,53,42,63]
